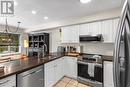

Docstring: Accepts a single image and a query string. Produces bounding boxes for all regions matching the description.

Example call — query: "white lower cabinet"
[63,56,77,79]
[54,58,64,84]
[44,58,64,87]
[104,61,114,87]
[0,75,16,87]
[45,65,55,87]
[44,57,77,87]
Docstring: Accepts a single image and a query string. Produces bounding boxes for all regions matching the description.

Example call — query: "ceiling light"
[32,10,37,15]
[14,1,18,6]
[44,16,48,20]
[80,0,91,4]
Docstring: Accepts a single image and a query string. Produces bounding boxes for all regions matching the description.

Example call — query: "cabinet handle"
[54,65,57,67]
[35,69,43,74]
[22,69,43,78]
[0,80,10,85]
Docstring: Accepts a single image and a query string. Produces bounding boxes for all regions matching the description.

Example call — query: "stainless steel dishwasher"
[17,65,44,87]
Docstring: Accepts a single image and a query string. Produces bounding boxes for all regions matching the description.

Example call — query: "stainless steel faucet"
[42,43,47,58]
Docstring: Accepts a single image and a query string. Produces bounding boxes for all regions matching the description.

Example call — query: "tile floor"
[54,77,92,87]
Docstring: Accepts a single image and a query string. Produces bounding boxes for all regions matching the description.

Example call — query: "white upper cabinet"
[61,25,79,43]
[89,21,102,35]
[61,18,119,43]
[79,18,119,43]
[79,21,102,35]
[101,19,113,43]
[101,18,119,43]
[113,18,119,42]
[79,23,90,35]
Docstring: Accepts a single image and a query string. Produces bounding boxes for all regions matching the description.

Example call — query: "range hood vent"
[79,34,103,42]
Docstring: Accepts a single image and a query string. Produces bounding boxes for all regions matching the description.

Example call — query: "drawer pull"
[0,80,10,85]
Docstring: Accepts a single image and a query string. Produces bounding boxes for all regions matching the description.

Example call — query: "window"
[0,33,20,54]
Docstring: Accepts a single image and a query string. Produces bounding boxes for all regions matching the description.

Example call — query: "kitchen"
[0,0,129,87]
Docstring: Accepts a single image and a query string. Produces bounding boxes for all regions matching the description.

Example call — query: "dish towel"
[88,63,95,77]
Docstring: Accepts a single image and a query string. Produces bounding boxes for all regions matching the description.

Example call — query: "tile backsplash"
[80,43,114,56]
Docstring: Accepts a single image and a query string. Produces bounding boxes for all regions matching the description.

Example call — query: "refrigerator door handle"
[113,1,128,87]
[124,15,130,87]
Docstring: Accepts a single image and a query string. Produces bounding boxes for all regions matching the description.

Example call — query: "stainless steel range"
[77,54,103,87]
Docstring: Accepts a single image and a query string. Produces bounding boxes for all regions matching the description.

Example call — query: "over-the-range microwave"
[79,34,103,42]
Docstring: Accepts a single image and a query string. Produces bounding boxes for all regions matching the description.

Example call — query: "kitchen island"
[0,52,64,79]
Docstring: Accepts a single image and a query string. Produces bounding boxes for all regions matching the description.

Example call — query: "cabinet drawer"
[45,58,62,69]
[0,75,16,87]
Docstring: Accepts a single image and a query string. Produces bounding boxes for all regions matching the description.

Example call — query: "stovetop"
[78,54,103,63]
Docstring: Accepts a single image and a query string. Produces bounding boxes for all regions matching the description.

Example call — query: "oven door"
[78,61,90,79]
[77,61,103,83]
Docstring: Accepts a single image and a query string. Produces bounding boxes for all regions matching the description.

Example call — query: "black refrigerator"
[113,0,130,87]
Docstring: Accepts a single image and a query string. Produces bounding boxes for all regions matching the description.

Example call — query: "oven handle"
[77,61,102,67]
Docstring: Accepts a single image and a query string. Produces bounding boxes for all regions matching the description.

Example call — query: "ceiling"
[0,0,124,31]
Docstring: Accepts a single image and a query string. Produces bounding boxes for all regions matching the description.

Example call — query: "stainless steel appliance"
[77,54,103,87]
[17,66,44,87]
[113,0,130,87]
[57,46,66,53]
[79,34,103,42]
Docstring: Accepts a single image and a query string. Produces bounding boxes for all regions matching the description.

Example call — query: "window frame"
[0,32,21,55]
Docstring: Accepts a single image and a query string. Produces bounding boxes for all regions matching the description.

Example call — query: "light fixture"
[32,10,37,14]
[44,16,48,20]
[2,18,21,43]
[14,1,18,6]
[3,18,21,33]
[24,40,29,48]
[80,0,91,4]
[24,40,29,56]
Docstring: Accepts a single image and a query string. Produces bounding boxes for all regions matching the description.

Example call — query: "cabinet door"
[101,19,113,43]
[44,61,56,87]
[45,66,55,87]
[45,58,64,87]
[61,25,79,43]
[79,23,90,35]
[70,25,79,43]
[54,58,64,83]
[104,61,114,87]
[61,27,71,43]
[64,57,77,79]
[0,75,16,87]
[89,21,102,35]
[113,18,119,42]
